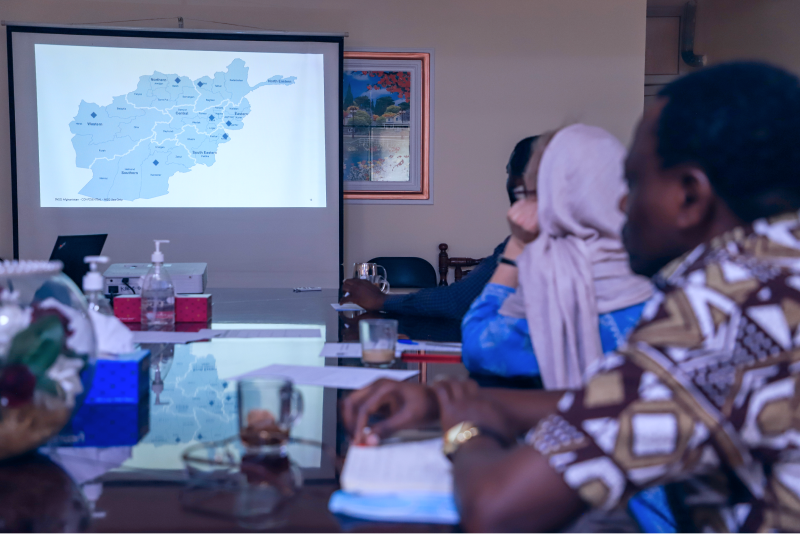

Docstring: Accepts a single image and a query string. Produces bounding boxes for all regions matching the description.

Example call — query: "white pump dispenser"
[83,256,113,316]
[151,240,168,263]
[141,240,175,330]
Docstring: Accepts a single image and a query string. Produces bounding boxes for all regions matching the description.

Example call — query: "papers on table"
[340,438,452,494]
[331,302,366,312]
[233,364,418,389]
[132,328,322,344]
[319,343,363,358]
[197,328,321,339]
[320,341,462,359]
[398,341,462,353]
[131,331,211,344]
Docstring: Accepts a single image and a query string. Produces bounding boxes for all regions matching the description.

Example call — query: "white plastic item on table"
[83,256,113,317]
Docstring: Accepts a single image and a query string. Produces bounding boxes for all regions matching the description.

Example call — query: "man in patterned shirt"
[342,62,800,532]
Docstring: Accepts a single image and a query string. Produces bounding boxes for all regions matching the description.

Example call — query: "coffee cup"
[352,262,390,294]
[359,319,398,367]
[238,378,303,455]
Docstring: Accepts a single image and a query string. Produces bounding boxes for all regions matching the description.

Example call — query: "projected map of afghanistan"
[69,59,296,201]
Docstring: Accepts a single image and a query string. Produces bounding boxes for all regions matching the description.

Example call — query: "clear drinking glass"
[238,378,303,455]
[359,319,398,367]
[352,262,390,294]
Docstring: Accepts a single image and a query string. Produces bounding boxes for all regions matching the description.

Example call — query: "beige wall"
[695,0,800,74]
[0,0,646,282]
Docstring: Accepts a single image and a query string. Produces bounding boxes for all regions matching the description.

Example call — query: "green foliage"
[351,110,372,126]
[35,376,59,397]
[6,315,64,379]
[354,96,371,110]
[373,96,396,117]
[385,105,402,114]
[344,83,354,109]
[398,102,410,111]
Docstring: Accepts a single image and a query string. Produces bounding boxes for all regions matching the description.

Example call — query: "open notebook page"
[341,438,452,494]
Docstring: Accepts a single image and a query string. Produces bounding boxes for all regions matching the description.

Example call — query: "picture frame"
[342,51,431,201]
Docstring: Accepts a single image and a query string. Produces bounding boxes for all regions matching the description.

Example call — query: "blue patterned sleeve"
[460,283,539,378]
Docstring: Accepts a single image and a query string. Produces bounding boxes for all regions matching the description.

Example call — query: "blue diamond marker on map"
[153,160,159,166]
[226,120,232,126]
[209,115,215,121]
[90,112,97,118]
[174,77,180,84]
[197,81,204,87]
[222,133,228,139]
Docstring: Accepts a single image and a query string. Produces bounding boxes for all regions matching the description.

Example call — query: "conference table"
[2,288,465,532]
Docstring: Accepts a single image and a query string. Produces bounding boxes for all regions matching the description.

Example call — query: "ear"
[674,166,715,230]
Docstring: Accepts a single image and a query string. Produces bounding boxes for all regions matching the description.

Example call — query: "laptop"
[49,234,108,288]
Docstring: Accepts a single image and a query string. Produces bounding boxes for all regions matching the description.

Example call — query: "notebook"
[332,438,459,524]
[340,438,452,494]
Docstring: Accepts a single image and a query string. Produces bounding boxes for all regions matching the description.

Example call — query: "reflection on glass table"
[107,324,332,481]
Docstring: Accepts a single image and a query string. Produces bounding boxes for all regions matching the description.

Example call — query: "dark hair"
[506,136,539,176]
[657,62,800,222]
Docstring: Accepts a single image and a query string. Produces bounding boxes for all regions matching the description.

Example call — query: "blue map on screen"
[69,59,296,202]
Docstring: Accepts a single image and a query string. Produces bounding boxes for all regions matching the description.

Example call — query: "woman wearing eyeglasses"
[461,124,653,391]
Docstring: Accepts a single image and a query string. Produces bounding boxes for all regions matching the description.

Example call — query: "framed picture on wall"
[342,51,431,202]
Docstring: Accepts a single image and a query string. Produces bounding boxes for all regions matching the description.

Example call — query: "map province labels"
[70,59,296,202]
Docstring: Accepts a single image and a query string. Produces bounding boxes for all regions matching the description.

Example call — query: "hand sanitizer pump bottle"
[141,240,175,330]
[83,256,114,317]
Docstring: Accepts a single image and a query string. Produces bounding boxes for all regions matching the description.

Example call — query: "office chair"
[366,257,437,289]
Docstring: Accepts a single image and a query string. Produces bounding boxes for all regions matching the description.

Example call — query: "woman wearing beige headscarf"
[461,124,653,390]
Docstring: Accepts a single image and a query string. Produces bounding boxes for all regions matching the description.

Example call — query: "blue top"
[461,283,646,378]
[381,240,508,320]
[461,284,673,533]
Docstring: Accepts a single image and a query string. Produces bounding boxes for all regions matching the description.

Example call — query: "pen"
[397,339,419,345]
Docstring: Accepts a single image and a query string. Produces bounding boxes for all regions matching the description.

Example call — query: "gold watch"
[443,421,481,459]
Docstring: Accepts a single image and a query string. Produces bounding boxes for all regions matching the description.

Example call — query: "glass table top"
[66,288,462,483]
[10,287,465,532]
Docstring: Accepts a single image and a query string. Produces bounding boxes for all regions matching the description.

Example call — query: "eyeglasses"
[512,185,536,202]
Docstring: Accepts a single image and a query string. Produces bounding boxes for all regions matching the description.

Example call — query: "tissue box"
[176,294,212,322]
[54,349,150,447]
[113,294,212,323]
[56,401,149,447]
[113,295,140,323]
[86,349,150,404]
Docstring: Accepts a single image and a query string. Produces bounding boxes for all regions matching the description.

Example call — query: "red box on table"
[113,294,212,323]
[176,294,212,322]
[113,295,140,323]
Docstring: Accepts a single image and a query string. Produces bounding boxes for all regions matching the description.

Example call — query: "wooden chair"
[438,244,484,286]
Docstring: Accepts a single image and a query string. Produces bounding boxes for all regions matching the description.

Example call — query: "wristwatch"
[443,421,511,460]
[443,421,482,459]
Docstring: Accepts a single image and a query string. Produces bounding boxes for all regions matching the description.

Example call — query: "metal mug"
[352,262,390,294]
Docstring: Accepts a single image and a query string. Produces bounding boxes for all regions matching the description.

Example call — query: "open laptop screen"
[49,234,107,288]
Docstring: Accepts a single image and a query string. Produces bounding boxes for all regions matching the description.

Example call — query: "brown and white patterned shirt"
[528,211,800,532]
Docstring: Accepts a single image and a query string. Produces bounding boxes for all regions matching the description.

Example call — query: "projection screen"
[7,24,343,288]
